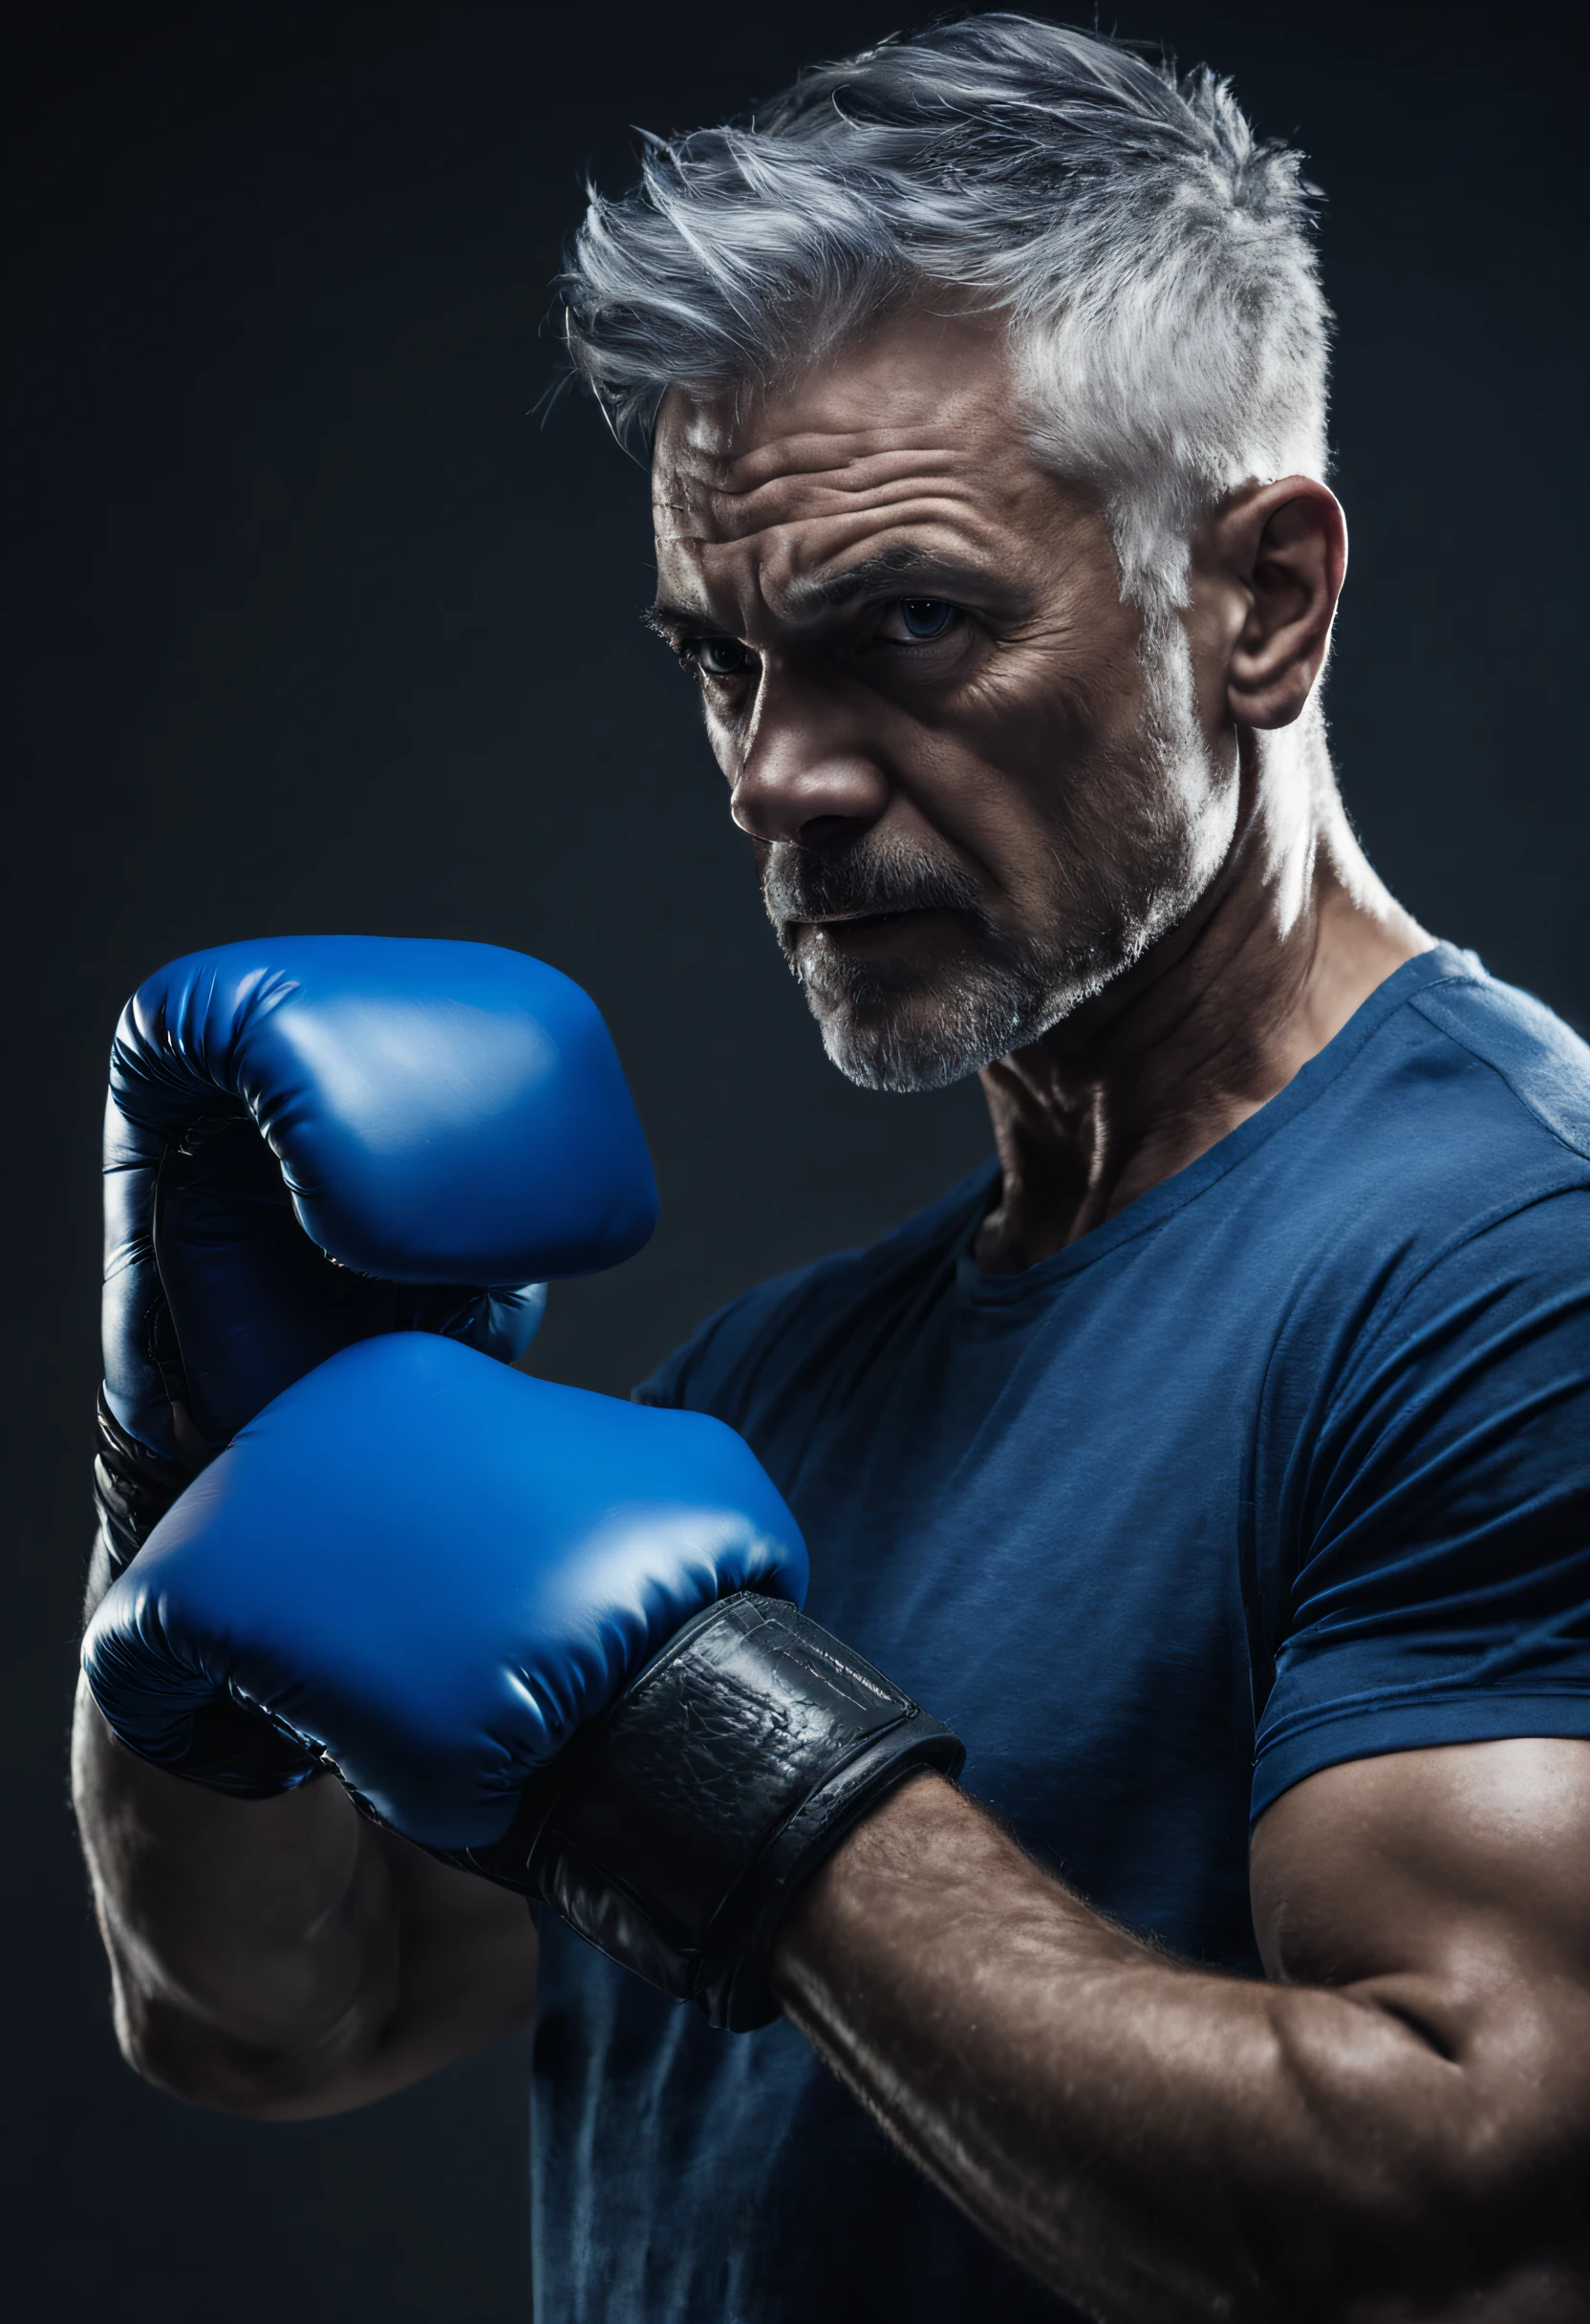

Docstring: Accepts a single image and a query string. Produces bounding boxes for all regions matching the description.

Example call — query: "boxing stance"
[75,20,1590,2324]
[83,938,957,2029]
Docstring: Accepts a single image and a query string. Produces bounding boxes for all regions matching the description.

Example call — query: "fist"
[83,1332,806,1845]
[102,936,658,1463]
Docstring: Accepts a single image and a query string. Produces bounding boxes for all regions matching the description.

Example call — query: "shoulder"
[1399,955,1590,1164]
[1297,949,1590,1252]
[634,1164,996,1429]
[1262,952,1590,1433]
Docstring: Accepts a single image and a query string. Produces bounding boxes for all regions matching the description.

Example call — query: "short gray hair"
[560,13,1331,612]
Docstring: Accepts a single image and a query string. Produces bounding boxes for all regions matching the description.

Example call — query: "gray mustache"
[761,844,981,926]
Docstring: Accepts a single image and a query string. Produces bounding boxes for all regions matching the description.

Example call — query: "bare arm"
[771,1738,1590,2322]
[73,1679,538,2119]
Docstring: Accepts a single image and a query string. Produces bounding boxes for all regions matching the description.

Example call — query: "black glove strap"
[462,1592,964,2032]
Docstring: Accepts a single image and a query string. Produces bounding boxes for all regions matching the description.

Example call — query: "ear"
[1219,478,1346,730]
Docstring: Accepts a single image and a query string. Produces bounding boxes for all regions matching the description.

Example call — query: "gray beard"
[766,863,1120,1094]
[820,960,1078,1094]
[761,631,1218,1095]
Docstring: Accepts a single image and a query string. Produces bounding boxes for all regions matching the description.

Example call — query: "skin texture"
[72,1677,536,2120]
[773,1760,1590,2321]
[73,305,1590,2313]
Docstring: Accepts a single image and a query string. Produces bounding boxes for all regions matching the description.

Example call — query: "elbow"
[112,1991,281,2119]
[108,1971,376,2121]
[111,1994,267,2117]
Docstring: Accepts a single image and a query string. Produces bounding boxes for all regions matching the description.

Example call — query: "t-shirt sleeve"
[633,1337,696,1411]
[631,1275,801,1420]
[1252,1188,1590,1818]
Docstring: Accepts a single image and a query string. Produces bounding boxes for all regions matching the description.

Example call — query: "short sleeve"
[632,1337,694,1410]
[1253,1189,1590,1818]
[631,1273,806,1421]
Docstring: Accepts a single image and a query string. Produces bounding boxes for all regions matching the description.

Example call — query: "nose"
[728,664,891,849]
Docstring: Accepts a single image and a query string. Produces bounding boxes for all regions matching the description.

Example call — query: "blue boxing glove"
[84,1334,962,2030]
[94,936,657,1596]
[86,1333,803,1838]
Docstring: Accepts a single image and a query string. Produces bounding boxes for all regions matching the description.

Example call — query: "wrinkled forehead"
[651,308,1030,569]
[653,417,985,563]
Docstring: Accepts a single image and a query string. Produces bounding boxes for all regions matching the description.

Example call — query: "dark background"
[5,2,1586,2314]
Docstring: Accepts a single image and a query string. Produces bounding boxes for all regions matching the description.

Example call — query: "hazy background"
[6,3,1587,2313]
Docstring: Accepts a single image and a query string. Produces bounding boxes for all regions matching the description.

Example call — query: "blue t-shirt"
[530,945,1590,2321]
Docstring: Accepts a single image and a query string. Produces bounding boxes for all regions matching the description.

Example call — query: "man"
[74,17,1590,2321]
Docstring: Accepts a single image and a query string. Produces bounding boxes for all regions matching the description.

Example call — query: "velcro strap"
[463,1593,964,2031]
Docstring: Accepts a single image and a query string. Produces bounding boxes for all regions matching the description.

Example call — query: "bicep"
[1251,1737,1590,2062]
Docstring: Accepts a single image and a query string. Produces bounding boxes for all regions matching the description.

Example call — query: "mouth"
[791,904,961,939]
[798,908,913,932]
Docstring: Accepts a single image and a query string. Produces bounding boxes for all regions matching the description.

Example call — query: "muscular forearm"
[72,1681,537,2117]
[772,1775,1587,2322]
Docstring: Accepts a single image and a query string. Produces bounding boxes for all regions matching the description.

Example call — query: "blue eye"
[896,598,955,640]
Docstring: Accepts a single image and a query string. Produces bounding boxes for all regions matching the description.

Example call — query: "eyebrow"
[645,543,1001,640]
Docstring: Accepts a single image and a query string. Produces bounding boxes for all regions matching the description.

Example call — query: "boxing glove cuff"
[462,1592,964,2033]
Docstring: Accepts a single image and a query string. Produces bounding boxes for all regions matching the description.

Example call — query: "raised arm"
[72,1688,537,2119]
[771,1738,1590,2321]
[75,934,658,2114]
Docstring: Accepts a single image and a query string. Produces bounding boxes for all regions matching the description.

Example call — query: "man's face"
[649,308,1237,1091]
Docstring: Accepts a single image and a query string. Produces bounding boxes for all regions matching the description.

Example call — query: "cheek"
[699,697,746,782]
[955,613,1147,778]
[893,742,1074,912]
[897,669,1118,864]
[903,652,1222,913]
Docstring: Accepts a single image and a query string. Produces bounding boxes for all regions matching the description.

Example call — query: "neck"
[974,732,1429,1274]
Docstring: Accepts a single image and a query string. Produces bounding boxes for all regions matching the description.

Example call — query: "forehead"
[651,307,1074,613]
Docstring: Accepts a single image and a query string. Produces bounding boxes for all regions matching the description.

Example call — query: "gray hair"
[560,13,1331,613]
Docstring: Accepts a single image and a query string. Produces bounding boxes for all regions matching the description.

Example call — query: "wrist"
[462,1592,964,2031]
[768,1768,968,1999]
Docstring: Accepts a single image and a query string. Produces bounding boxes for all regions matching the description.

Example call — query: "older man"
[75,17,1590,2322]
